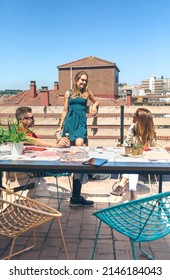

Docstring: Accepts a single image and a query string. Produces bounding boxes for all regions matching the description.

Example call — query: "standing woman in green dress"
[56,71,100,207]
[57,71,99,146]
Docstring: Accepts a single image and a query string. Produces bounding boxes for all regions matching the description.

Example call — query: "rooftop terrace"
[1,174,170,260]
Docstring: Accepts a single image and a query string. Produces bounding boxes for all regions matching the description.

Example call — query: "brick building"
[57,56,120,99]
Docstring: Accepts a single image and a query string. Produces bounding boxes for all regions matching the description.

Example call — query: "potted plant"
[137,143,144,155]
[0,120,29,156]
[132,143,138,156]
[124,145,132,155]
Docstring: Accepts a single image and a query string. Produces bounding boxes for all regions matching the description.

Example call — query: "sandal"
[110,185,126,196]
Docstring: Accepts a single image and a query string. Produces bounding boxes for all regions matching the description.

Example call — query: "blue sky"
[0,0,170,90]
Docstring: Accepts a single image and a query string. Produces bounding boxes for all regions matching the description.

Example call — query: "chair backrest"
[0,188,62,238]
[93,192,170,242]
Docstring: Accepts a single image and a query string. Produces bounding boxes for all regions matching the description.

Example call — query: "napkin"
[25,147,47,151]
[143,146,151,151]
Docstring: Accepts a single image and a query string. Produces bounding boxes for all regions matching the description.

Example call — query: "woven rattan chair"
[91,192,170,260]
[0,188,69,260]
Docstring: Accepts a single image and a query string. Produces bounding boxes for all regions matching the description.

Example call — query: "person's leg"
[130,191,137,200]
[70,173,94,207]
[128,174,139,200]
[110,174,129,196]
[75,138,85,146]
[128,174,138,191]
[72,173,83,198]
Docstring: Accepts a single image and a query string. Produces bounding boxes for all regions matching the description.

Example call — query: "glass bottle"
[65,130,70,140]
[65,130,70,147]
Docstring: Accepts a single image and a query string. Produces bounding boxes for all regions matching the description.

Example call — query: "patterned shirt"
[125,123,155,147]
[20,127,38,139]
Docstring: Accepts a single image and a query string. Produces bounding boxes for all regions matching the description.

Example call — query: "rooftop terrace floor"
[1,174,170,261]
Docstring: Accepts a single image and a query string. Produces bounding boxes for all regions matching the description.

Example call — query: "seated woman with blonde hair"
[111,107,156,200]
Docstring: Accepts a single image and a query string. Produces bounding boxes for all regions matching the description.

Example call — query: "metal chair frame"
[91,192,170,260]
[26,172,72,210]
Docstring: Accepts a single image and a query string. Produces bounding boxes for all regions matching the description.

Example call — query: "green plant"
[132,143,138,149]
[137,143,143,149]
[0,120,29,144]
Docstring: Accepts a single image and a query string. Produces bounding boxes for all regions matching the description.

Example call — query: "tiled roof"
[1,91,41,106]
[0,90,126,106]
[58,56,120,71]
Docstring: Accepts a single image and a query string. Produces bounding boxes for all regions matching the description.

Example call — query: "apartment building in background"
[119,75,170,106]
[141,75,170,94]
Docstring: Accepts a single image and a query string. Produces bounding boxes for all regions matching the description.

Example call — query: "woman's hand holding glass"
[57,137,70,147]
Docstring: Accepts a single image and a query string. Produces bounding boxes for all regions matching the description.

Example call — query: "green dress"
[62,93,87,142]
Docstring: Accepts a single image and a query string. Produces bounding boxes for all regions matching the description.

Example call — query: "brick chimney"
[40,86,49,106]
[30,81,37,98]
[126,90,132,106]
[54,81,59,91]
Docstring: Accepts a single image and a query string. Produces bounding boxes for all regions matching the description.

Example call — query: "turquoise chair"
[91,192,170,260]
[26,172,72,211]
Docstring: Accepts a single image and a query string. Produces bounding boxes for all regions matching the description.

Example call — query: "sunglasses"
[23,116,34,120]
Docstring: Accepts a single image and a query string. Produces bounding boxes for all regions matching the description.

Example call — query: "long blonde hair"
[135,108,156,146]
[71,71,90,99]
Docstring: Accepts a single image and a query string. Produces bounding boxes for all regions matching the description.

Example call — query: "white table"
[0,145,170,193]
